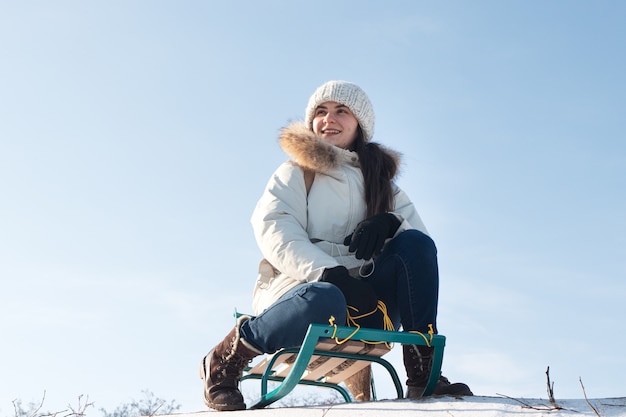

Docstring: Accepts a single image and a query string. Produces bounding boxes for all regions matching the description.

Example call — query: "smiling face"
[311,101,360,149]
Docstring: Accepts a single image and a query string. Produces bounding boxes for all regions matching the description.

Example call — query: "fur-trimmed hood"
[278,122,401,177]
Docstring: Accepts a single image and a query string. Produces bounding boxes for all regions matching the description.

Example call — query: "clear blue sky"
[1,1,625,414]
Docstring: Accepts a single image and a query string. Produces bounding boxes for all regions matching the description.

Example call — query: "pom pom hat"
[305,80,375,142]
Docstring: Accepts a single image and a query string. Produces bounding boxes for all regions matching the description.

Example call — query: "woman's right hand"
[320,266,378,314]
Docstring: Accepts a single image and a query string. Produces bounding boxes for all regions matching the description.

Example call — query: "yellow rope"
[408,323,435,348]
[328,302,435,349]
[328,300,395,348]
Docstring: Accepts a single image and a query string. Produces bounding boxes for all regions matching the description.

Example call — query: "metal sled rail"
[241,323,446,409]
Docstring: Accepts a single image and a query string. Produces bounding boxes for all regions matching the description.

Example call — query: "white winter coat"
[251,123,429,315]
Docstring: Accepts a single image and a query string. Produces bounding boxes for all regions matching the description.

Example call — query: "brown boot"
[403,344,473,398]
[344,365,372,401]
[199,315,261,411]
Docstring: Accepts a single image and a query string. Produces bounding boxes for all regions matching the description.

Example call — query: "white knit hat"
[305,80,375,142]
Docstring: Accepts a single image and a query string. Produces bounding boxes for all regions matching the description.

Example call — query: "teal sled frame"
[240,323,446,409]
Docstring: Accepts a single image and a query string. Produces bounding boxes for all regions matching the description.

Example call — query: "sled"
[240,321,446,409]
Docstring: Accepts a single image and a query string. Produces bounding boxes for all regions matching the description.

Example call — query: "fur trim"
[278,122,401,178]
[224,315,261,362]
[279,123,338,173]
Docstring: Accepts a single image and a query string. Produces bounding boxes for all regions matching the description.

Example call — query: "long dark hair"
[351,127,399,217]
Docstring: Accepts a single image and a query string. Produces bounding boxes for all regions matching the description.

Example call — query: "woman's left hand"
[344,213,401,260]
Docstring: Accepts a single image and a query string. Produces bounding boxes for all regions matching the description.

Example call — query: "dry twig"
[11,391,95,417]
[545,366,563,410]
[320,404,333,417]
[144,401,164,417]
[12,391,53,417]
[66,395,94,417]
[579,377,602,417]
[495,367,570,412]
[496,393,557,411]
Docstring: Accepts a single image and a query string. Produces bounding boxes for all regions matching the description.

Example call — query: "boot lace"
[214,340,250,385]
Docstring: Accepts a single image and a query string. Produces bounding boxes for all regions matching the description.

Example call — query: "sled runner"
[239,319,446,409]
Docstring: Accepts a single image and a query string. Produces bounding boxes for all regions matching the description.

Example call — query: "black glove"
[343,213,401,260]
[320,266,378,314]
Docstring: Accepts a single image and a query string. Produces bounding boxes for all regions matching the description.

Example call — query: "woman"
[200,80,472,411]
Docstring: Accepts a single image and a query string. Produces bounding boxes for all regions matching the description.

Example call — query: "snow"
[167,396,626,416]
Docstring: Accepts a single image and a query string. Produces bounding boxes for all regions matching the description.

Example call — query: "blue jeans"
[240,230,439,353]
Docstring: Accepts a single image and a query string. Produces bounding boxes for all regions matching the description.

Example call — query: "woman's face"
[311,101,359,149]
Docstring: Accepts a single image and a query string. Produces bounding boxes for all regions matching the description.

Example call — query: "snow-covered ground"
[170,396,626,416]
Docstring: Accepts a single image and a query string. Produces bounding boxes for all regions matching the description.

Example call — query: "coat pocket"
[252,259,303,315]
[252,258,279,315]
[255,258,276,290]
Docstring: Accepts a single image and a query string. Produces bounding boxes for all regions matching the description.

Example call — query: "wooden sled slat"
[248,338,391,384]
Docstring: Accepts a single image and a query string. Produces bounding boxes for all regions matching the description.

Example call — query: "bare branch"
[496,393,555,411]
[545,366,563,410]
[65,394,95,417]
[11,391,74,417]
[145,400,163,417]
[579,377,602,417]
[30,391,47,417]
[12,399,22,417]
